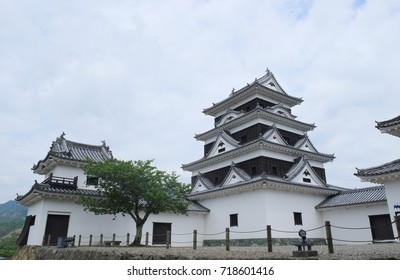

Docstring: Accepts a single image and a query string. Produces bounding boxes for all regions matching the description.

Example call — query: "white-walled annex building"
[16,71,399,247]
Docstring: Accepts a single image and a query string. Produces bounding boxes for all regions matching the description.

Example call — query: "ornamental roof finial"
[60,132,65,139]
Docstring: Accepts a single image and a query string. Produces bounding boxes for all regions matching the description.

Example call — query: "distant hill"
[0,200,27,221]
[0,200,27,258]
[0,200,27,240]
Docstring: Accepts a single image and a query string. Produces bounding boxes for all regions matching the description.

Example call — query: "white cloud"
[1,0,400,202]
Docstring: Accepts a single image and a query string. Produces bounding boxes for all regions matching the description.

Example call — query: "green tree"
[78,159,191,246]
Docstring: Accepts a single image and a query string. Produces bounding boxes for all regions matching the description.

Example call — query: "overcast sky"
[1,0,400,203]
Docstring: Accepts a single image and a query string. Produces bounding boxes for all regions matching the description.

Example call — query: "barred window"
[86,176,99,186]
[294,212,303,225]
[230,214,238,227]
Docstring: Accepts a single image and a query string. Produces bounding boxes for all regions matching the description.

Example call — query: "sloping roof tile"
[32,133,113,173]
[355,158,400,177]
[315,186,386,209]
[376,115,400,129]
[375,115,400,137]
[187,201,210,213]
[17,183,210,213]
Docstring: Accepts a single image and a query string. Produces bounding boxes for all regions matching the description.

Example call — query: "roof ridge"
[356,157,400,172]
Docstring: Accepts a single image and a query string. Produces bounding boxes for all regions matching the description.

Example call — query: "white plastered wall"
[318,202,390,244]
[383,180,400,237]
[25,197,206,247]
[198,188,327,241]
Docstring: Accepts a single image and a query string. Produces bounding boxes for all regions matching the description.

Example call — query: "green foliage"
[0,220,24,239]
[77,159,191,245]
[0,200,26,258]
[0,227,22,259]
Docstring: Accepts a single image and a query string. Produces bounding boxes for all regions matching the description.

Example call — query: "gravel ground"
[45,243,400,260]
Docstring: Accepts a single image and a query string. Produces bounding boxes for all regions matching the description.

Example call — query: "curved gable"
[263,125,289,146]
[268,104,296,120]
[285,157,327,187]
[206,131,240,159]
[294,134,319,153]
[220,163,251,187]
[215,110,245,127]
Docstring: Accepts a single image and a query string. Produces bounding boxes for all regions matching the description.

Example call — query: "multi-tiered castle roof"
[32,132,113,174]
[183,70,340,200]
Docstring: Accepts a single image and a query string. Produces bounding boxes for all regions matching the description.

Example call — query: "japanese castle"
[16,70,399,246]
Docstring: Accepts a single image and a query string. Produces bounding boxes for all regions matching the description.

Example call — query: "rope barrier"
[230,228,266,234]
[332,220,395,230]
[305,225,325,232]
[197,231,225,236]
[332,238,373,243]
[69,217,399,248]
[170,241,193,244]
[271,229,298,233]
[171,232,193,236]
[331,225,371,230]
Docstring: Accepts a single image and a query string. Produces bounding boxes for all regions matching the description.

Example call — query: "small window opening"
[230,214,238,227]
[294,212,303,225]
[86,176,99,186]
[303,178,311,183]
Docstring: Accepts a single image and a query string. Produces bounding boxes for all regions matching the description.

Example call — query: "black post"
[166,231,171,249]
[193,230,197,250]
[325,221,334,254]
[225,228,230,251]
[267,225,272,252]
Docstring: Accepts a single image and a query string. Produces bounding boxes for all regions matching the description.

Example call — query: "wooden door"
[152,222,171,245]
[43,214,70,245]
[369,214,394,241]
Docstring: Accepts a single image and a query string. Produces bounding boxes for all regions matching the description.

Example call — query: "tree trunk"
[132,221,144,246]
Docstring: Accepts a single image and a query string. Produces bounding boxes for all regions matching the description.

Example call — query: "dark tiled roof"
[355,158,400,178]
[315,186,386,209]
[202,71,303,115]
[376,115,400,129]
[16,182,102,202]
[188,174,342,200]
[187,201,210,213]
[17,183,210,213]
[375,115,400,137]
[183,135,334,171]
[33,133,113,171]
